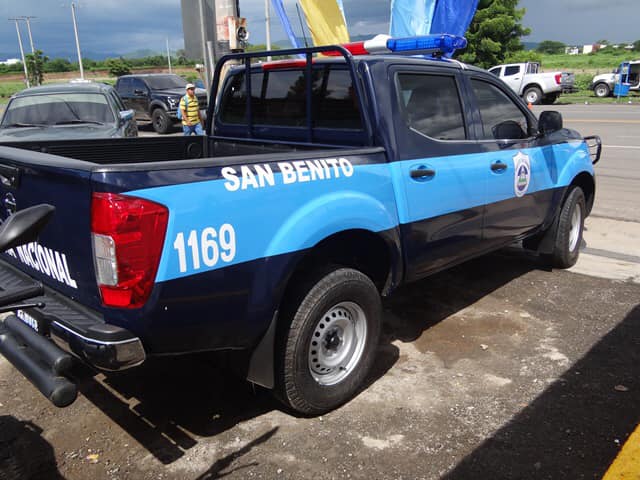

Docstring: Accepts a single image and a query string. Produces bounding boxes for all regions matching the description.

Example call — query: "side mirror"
[0,204,55,252]
[492,120,526,140]
[538,111,563,135]
[119,109,135,123]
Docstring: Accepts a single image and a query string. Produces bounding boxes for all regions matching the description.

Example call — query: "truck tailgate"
[0,146,100,309]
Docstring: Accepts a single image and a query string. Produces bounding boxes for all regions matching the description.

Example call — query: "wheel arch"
[246,227,402,389]
[570,171,595,216]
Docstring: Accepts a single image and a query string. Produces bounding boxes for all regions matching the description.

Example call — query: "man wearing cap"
[180,83,204,136]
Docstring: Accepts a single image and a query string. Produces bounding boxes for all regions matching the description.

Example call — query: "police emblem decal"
[513,152,531,198]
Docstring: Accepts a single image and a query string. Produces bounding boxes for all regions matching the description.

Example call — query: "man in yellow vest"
[180,83,204,136]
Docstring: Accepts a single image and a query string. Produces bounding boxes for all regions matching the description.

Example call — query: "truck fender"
[246,191,400,389]
[148,100,169,116]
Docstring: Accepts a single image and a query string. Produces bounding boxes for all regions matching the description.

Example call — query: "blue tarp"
[389,0,437,37]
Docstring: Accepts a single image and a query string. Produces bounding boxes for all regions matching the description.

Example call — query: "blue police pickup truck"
[0,36,600,414]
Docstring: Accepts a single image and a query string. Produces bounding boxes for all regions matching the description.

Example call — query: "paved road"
[1,104,640,480]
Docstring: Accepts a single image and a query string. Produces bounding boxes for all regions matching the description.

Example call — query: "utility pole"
[70,3,84,79]
[265,0,272,61]
[198,0,210,93]
[166,37,172,73]
[9,18,30,88]
[20,16,37,53]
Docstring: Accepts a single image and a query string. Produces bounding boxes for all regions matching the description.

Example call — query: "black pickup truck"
[115,73,207,134]
[0,36,600,414]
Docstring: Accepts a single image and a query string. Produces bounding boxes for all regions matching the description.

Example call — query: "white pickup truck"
[591,60,640,97]
[488,62,572,105]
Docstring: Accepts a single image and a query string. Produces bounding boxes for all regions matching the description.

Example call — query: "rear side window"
[504,66,520,76]
[470,79,529,140]
[117,77,132,96]
[397,73,466,141]
[219,65,362,130]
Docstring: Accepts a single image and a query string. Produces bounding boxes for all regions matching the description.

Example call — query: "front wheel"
[151,108,172,134]
[547,187,586,268]
[275,267,381,415]
[593,83,611,98]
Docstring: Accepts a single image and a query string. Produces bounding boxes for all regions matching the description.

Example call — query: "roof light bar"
[324,34,467,57]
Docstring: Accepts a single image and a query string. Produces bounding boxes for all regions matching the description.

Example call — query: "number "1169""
[173,224,236,273]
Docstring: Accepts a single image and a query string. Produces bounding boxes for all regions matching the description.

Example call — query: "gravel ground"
[1,250,639,480]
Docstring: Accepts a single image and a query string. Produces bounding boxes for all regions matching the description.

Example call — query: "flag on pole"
[389,0,437,38]
[271,0,302,48]
[431,0,479,37]
[299,0,350,46]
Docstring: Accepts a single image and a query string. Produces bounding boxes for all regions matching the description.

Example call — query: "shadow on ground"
[0,416,64,480]
[443,303,640,480]
[70,250,541,467]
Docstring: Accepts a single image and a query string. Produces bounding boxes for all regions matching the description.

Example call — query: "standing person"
[180,83,204,136]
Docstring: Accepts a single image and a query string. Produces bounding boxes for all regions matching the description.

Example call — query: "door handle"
[491,162,508,172]
[410,168,436,180]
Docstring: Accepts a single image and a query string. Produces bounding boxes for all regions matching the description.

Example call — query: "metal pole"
[166,37,172,73]
[265,0,272,61]
[9,19,30,88]
[198,0,210,94]
[22,16,36,53]
[71,3,84,79]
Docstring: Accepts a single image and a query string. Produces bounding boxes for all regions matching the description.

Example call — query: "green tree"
[457,0,531,69]
[25,49,48,86]
[105,57,131,77]
[44,58,73,73]
[504,50,542,64]
[536,40,566,55]
[634,40,640,51]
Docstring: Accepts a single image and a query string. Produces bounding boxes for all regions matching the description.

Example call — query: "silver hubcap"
[526,91,538,103]
[568,203,582,252]
[308,301,367,386]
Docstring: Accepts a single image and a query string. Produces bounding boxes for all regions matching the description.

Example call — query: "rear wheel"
[523,86,543,105]
[151,108,172,134]
[547,187,586,268]
[275,267,381,415]
[593,83,611,98]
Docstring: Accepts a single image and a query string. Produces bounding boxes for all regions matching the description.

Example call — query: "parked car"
[488,62,574,104]
[0,82,137,141]
[115,74,208,134]
[591,60,640,97]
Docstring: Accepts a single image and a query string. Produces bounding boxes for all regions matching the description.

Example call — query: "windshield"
[1,92,115,126]
[143,75,187,90]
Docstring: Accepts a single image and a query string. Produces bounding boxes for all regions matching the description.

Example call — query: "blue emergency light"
[325,33,468,57]
[386,34,467,55]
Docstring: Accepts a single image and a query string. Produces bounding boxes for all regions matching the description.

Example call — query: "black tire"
[593,82,611,98]
[275,267,382,415]
[541,94,559,105]
[523,86,543,105]
[547,187,586,268]
[151,108,172,134]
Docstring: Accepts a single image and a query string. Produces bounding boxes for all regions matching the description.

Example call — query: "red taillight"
[555,73,562,85]
[91,192,168,309]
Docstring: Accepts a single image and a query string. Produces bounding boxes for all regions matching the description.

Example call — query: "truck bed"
[0,135,337,165]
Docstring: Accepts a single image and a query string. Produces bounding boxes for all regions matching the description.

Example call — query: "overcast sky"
[1,0,638,60]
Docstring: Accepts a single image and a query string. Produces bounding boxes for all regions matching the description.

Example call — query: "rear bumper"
[0,259,145,403]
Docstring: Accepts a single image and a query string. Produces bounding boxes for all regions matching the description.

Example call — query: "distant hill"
[523,42,539,51]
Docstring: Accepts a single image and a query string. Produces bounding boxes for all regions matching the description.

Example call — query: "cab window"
[397,73,466,141]
[470,79,529,140]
